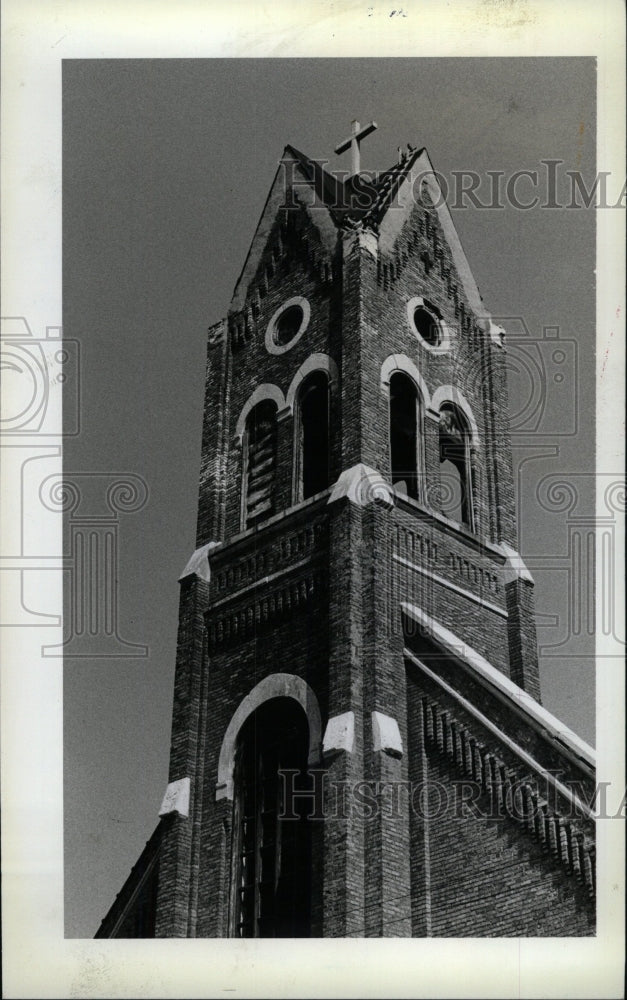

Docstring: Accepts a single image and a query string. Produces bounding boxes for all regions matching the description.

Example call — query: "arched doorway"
[229,697,312,937]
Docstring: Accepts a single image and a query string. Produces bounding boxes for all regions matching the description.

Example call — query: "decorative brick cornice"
[402,602,595,774]
[419,693,595,899]
[207,567,323,648]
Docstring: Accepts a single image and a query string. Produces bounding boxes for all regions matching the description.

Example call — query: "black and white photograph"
[1,2,625,997]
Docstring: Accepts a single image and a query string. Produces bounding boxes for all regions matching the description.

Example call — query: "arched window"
[438,403,474,529]
[243,400,278,528]
[389,372,422,501]
[295,372,330,501]
[230,697,312,938]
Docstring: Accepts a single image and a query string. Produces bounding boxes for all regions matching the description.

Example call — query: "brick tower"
[97,128,596,939]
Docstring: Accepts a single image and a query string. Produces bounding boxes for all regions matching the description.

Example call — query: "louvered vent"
[245,402,277,527]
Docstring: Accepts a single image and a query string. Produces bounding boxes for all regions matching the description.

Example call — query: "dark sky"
[62,57,596,937]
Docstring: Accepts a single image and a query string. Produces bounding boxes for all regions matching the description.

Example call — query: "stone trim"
[234,383,286,443]
[322,712,355,757]
[264,296,311,356]
[216,673,322,800]
[401,602,595,770]
[393,553,507,618]
[159,777,191,819]
[380,353,431,410]
[488,320,506,348]
[406,296,452,354]
[327,463,394,509]
[499,541,534,584]
[371,711,403,758]
[209,555,314,611]
[207,568,323,648]
[285,352,339,414]
[178,542,220,583]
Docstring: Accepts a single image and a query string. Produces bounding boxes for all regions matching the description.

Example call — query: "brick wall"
[148,159,577,940]
[406,668,595,937]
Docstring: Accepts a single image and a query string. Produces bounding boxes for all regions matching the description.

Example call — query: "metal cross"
[334,119,378,176]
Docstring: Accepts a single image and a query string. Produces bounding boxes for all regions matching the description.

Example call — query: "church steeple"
[97,132,596,941]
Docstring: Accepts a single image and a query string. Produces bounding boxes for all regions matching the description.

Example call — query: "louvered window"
[244,401,278,528]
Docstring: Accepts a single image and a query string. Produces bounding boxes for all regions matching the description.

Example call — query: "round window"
[265,297,311,355]
[406,296,450,353]
[274,304,304,346]
[413,306,441,347]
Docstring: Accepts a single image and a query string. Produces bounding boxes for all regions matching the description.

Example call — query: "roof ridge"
[282,144,426,227]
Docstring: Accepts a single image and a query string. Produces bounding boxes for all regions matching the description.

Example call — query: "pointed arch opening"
[389,372,423,501]
[295,371,330,502]
[243,399,278,528]
[230,697,312,938]
[438,403,474,530]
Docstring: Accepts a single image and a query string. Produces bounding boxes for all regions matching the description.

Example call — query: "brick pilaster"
[154,574,210,936]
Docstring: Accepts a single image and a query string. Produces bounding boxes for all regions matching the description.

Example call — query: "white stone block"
[178,541,219,583]
[327,463,394,509]
[159,776,190,818]
[322,712,355,756]
[499,541,534,584]
[371,711,403,758]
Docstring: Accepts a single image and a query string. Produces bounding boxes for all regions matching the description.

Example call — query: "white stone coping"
[159,777,190,819]
[327,463,395,509]
[400,601,595,770]
[498,541,534,584]
[488,320,506,348]
[178,542,220,583]
[322,711,355,756]
[371,711,403,758]
[404,649,595,820]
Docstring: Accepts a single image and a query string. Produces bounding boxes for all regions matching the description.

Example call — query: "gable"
[378,149,488,322]
[229,147,338,317]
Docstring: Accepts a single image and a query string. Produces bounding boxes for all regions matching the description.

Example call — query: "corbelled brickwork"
[97,142,595,939]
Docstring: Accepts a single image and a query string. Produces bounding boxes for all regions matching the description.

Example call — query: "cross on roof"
[334,119,378,176]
